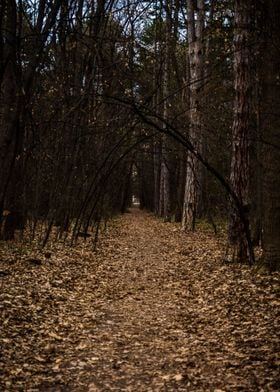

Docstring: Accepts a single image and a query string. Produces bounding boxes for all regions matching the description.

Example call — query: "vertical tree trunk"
[227,0,254,264]
[0,0,24,239]
[181,0,204,230]
[250,46,262,246]
[153,138,161,215]
[152,0,161,216]
[159,0,172,221]
[261,0,280,271]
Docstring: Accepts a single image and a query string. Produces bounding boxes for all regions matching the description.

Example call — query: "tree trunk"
[181,0,204,230]
[261,0,280,271]
[159,0,172,221]
[0,0,24,239]
[152,3,161,216]
[227,0,254,264]
[153,138,161,215]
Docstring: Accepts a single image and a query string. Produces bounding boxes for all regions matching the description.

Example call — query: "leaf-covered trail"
[1,209,279,391]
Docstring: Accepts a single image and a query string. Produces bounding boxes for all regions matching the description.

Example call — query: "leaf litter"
[0,208,279,391]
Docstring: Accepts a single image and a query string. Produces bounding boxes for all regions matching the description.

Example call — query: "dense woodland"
[1,1,280,390]
[0,0,279,270]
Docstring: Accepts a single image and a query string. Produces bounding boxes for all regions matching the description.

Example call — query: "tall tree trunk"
[0,0,24,239]
[161,0,172,221]
[250,44,262,246]
[227,0,254,264]
[181,0,204,230]
[159,0,172,221]
[153,138,161,215]
[261,0,280,271]
[152,1,161,216]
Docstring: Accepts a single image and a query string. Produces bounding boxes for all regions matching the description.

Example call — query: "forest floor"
[0,208,280,391]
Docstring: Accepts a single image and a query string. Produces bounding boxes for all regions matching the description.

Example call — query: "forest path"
[1,209,279,391]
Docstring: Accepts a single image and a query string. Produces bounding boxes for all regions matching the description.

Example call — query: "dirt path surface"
[1,209,279,391]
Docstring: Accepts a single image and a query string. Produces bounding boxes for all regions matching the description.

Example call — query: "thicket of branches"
[0,0,279,270]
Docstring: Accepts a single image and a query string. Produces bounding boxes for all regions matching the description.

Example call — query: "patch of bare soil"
[1,209,279,391]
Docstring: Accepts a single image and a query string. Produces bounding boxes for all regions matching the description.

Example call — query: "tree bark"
[159,0,172,221]
[227,0,254,264]
[153,138,161,215]
[261,0,280,271]
[0,0,23,239]
[181,0,204,230]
